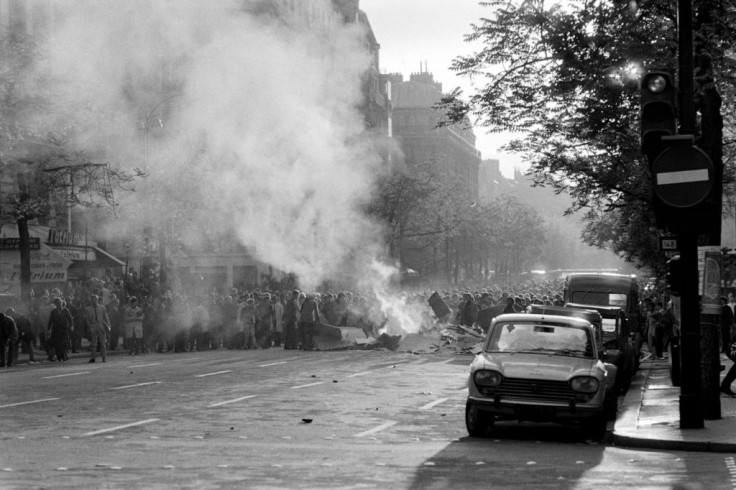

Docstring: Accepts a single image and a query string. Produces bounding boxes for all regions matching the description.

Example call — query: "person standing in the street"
[124,297,145,355]
[85,295,110,363]
[10,307,35,364]
[47,298,70,362]
[106,293,122,351]
[720,296,733,354]
[255,294,274,348]
[299,293,320,351]
[282,290,299,350]
[0,311,18,367]
[272,294,284,348]
[237,298,257,349]
[720,319,736,397]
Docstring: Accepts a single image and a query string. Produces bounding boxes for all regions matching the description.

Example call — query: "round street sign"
[652,145,714,208]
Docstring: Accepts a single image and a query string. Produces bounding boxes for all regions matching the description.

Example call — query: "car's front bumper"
[467,394,604,423]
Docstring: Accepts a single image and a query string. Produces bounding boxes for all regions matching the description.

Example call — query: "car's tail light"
[570,376,600,393]
[473,370,502,387]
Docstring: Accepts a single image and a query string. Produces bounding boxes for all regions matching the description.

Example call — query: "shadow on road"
[407,423,606,490]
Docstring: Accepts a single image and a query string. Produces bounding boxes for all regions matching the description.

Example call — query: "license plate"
[515,405,555,417]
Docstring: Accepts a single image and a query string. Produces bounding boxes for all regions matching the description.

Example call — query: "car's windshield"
[486,322,594,358]
[570,291,627,309]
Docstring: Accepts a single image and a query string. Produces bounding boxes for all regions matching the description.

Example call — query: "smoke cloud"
[42,0,390,291]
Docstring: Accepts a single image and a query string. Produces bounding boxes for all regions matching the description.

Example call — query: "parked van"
[562,273,641,338]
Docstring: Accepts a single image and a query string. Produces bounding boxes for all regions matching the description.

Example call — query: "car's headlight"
[570,376,600,393]
[473,370,502,387]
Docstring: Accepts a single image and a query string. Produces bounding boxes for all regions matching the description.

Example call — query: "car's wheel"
[582,413,608,441]
[604,394,618,421]
[465,401,494,437]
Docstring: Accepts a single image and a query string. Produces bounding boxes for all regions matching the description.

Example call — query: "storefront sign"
[47,229,87,247]
[53,247,97,262]
[0,238,40,250]
[0,244,72,283]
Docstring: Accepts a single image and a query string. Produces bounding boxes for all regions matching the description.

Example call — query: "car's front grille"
[479,377,594,403]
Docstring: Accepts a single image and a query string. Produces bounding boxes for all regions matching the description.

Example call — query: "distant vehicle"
[562,273,641,337]
[566,303,638,393]
[466,313,617,441]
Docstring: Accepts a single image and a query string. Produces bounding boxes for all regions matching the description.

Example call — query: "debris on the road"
[308,290,489,355]
[301,419,313,424]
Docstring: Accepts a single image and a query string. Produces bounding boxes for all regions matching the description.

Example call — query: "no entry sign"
[652,145,714,208]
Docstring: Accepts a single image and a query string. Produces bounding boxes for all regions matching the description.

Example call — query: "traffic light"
[666,256,681,296]
[640,71,677,161]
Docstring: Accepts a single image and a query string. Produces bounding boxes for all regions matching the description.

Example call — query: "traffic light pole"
[678,233,704,428]
[677,0,704,429]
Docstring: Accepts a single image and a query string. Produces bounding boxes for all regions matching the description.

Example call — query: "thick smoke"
[43,0,390,292]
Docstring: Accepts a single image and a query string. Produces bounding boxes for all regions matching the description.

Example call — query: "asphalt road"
[1,349,733,489]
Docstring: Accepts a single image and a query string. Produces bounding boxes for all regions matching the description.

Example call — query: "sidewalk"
[613,354,736,452]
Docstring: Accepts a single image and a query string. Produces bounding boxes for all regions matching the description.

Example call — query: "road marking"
[42,371,90,379]
[129,363,163,368]
[111,382,161,390]
[194,370,233,378]
[346,371,371,378]
[354,421,397,438]
[420,397,449,410]
[291,382,325,389]
[0,397,61,409]
[82,418,159,437]
[209,395,258,408]
[258,362,287,367]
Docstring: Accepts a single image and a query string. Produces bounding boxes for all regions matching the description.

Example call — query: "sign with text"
[0,244,72,283]
[0,238,40,250]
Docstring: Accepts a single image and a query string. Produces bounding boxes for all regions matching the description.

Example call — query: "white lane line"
[82,418,159,437]
[129,363,163,368]
[420,397,449,410]
[42,371,91,379]
[258,362,287,367]
[0,397,61,409]
[194,370,233,378]
[209,395,258,408]
[347,371,371,378]
[354,421,398,438]
[291,382,325,389]
[111,382,161,390]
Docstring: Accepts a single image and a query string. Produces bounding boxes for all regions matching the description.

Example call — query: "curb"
[612,360,736,453]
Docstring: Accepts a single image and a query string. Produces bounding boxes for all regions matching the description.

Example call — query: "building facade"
[390,70,480,201]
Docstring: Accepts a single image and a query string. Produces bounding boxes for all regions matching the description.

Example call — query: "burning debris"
[311,291,489,355]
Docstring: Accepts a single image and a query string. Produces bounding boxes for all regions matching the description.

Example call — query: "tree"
[441,0,736,270]
[0,33,137,302]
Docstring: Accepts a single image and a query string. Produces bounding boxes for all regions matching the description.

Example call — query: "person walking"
[86,295,110,363]
[124,297,145,355]
[47,298,70,362]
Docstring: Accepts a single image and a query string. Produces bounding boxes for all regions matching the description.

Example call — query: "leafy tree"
[0,33,136,302]
[442,0,736,272]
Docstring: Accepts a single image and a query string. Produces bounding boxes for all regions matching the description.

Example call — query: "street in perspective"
[1,0,736,489]
[1,347,736,489]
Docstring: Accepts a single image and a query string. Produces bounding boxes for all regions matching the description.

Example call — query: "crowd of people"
[0,275,576,366]
[2,273,724,380]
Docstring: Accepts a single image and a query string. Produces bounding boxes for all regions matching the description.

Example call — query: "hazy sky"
[361,0,524,177]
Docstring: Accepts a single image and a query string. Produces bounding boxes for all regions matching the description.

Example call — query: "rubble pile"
[312,292,490,355]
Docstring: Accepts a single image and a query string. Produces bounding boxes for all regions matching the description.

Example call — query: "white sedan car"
[465,313,617,439]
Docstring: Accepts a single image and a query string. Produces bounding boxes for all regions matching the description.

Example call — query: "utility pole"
[676,0,704,429]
